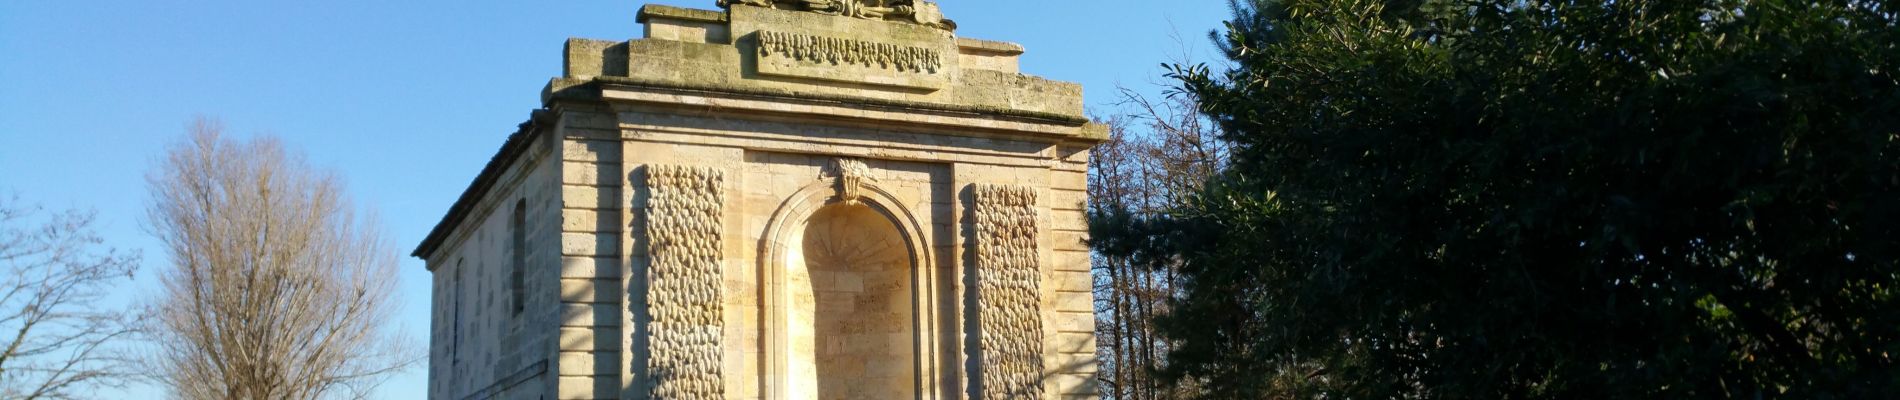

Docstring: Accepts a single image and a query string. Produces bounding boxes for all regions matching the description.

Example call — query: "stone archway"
[786,203,915,399]
[757,159,944,400]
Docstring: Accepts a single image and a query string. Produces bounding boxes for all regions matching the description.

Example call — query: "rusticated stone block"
[640,165,726,400]
[973,183,1047,400]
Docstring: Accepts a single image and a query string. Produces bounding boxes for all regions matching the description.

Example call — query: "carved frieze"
[641,165,727,400]
[758,30,944,74]
[753,29,947,90]
[971,184,1046,400]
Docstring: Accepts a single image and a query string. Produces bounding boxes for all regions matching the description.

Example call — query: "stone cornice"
[637,4,729,24]
[956,38,1024,55]
[549,76,1093,127]
[583,77,1110,143]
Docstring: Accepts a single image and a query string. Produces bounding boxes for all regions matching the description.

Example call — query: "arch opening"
[783,203,917,400]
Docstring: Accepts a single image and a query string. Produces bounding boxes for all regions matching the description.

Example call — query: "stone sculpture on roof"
[718,0,956,30]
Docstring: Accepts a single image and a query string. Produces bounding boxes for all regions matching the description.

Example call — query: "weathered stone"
[561,278,624,304]
[555,377,617,400]
[640,165,727,400]
[560,327,623,352]
[560,304,623,327]
[417,2,1103,399]
[559,351,623,377]
[974,184,1047,400]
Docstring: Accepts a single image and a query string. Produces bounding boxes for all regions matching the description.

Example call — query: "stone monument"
[412,1,1103,399]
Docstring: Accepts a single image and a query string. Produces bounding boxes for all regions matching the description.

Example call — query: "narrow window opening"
[452,258,465,366]
[511,200,527,315]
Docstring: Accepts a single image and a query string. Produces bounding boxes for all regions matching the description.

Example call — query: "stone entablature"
[554,4,1093,127]
[417,2,1103,400]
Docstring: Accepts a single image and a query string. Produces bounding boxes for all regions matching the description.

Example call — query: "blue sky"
[0,1,1228,397]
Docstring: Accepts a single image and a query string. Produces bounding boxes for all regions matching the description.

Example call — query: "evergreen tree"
[1102,0,1900,397]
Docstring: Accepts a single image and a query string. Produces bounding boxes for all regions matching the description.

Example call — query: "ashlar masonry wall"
[426,119,564,400]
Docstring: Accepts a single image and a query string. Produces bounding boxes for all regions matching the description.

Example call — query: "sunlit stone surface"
[789,204,914,400]
[412,2,1105,399]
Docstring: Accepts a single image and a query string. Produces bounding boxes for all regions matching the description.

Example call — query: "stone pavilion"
[412,1,1103,399]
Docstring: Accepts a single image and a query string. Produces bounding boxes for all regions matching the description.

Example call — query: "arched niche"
[758,162,943,399]
[790,203,912,399]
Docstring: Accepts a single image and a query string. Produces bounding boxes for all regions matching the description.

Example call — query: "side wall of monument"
[428,127,564,400]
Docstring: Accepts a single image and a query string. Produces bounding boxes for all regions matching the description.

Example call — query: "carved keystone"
[824,158,871,205]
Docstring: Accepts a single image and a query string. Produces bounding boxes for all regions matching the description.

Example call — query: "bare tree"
[144,118,415,399]
[0,196,141,399]
[1090,85,1227,400]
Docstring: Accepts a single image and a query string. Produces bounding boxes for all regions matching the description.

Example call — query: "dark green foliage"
[1108,0,1900,397]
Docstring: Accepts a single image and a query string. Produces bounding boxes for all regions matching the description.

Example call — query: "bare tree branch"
[0,195,142,400]
[1090,83,1228,399]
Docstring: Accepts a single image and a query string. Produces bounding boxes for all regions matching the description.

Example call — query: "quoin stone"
[412,1,1105,399]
